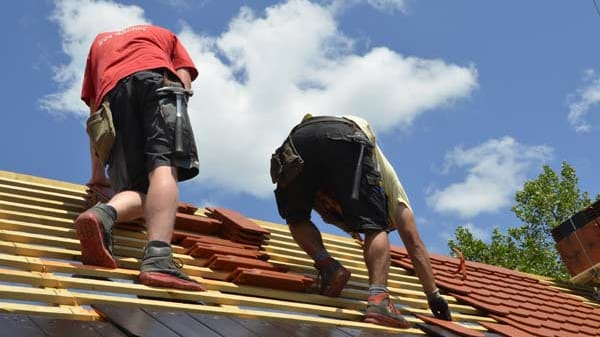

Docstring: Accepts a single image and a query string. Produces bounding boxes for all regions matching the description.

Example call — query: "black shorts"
[274,119,391,233]
[106,69,199,193]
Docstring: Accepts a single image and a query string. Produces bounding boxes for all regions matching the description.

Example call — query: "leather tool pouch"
[86,100,116,165]
[270,136,304,188]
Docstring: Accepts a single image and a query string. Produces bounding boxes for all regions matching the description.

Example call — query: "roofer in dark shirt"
[77,25,204,291]
[271,114,451,328]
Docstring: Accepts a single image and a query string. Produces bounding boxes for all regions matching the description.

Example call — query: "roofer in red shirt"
[77,25,205,291]
[271,114,451,328]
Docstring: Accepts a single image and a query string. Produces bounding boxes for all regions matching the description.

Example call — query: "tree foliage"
[448,162,599,280]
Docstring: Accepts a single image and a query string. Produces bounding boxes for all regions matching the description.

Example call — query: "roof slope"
[0,170,597,337]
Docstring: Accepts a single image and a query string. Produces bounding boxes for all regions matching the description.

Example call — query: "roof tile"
[451,293,510,316]
[478,321,538,337]
[416,314,484,337]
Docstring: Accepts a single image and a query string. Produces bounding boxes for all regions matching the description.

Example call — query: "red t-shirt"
[81,25,198,110]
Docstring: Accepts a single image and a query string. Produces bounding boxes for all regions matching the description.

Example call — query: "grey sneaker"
[364,292,411,328]
[138,245,206,291]
[75,205,116,268]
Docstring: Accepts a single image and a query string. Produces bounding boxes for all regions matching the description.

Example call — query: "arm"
[395,203,452,320]
[395,203,437,293]
[176,68,193,90]
[88,141,111,187]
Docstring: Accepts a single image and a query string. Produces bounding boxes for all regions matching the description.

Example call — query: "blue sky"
[2,0,599,254]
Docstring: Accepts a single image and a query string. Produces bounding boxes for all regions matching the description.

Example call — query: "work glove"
[427,289,452,321]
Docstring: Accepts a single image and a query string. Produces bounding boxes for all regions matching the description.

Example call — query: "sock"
[92,203,117,231]
[426,288,440,301]
[147,240,170,248]
[314,249,340,272]
[369,284,389,297]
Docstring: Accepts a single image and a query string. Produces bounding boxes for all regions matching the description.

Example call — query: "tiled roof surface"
[392,247,600,336]
[0,170,599,337]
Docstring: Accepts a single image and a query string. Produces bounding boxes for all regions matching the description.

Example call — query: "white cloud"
[43,0,477,197]
[330,0,408,14]
[460,223,489,241]
[40,0,148,116]
[567,69,600,133]
[365,0,408,13]
[427,137,552,218]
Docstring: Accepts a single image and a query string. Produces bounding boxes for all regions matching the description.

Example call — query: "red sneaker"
[138,246,206,291]
[75,209,117,269]
[364,293,411,328]
[317,264,351,297]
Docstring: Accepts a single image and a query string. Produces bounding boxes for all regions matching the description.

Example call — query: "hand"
[427,290,452,321]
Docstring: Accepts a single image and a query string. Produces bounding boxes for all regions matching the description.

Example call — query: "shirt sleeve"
[80,48,95,109]
[170,34,198,81]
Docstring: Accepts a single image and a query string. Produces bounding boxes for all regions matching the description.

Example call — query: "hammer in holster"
[155,83,193,156]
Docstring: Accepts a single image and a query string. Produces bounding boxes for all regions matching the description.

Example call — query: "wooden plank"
[0,253,482,317]
[0,302,99,320]
[569,262,600,285]
[0,199,78,220]
[0,284,426,334]
[0,209,73,229]
[0,171,87,195]
[0,268,367,321]
[0,243,229,281]
[265,249,417,285]
[0,189,84,212]
[0,266,490,325]
[0,183,85,208]
[268,259,424,292]
[0,218,178,256]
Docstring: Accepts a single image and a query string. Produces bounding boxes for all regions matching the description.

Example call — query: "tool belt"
[86,100,115,165]
[270,116,363,189]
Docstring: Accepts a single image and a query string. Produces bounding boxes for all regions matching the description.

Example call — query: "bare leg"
[288,220,327,259]
[106,191,145,222]
[363,230,390,285]
[144,165,179,242]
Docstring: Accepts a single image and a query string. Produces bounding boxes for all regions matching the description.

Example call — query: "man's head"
[314,190,349,231]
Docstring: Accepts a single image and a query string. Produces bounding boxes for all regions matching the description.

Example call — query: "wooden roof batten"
[0,169,565,336]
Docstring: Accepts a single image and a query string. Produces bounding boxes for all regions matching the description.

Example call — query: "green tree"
[448,162,599,279]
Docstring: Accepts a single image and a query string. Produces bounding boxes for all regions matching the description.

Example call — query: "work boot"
[75,204,117,269]
[364,293,411,328]
[315,260,351,297]
[138,245,206,291]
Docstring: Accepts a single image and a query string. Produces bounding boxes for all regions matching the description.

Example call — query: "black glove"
[427,289,452,321]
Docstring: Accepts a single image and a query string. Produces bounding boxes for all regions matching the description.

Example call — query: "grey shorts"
[105,69,199,193]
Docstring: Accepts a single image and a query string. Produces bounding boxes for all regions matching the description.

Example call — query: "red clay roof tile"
[204,254,278,271]
[227,267,314,292]
[206,207,270,235]
[479,321,538,337]
[507,308,531,318]
[415,314,484,337]
[186,242,269,260]
[175,213,222,234]
[180,235,257,250]
[539,319,562,331]
[451,293,510,316]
